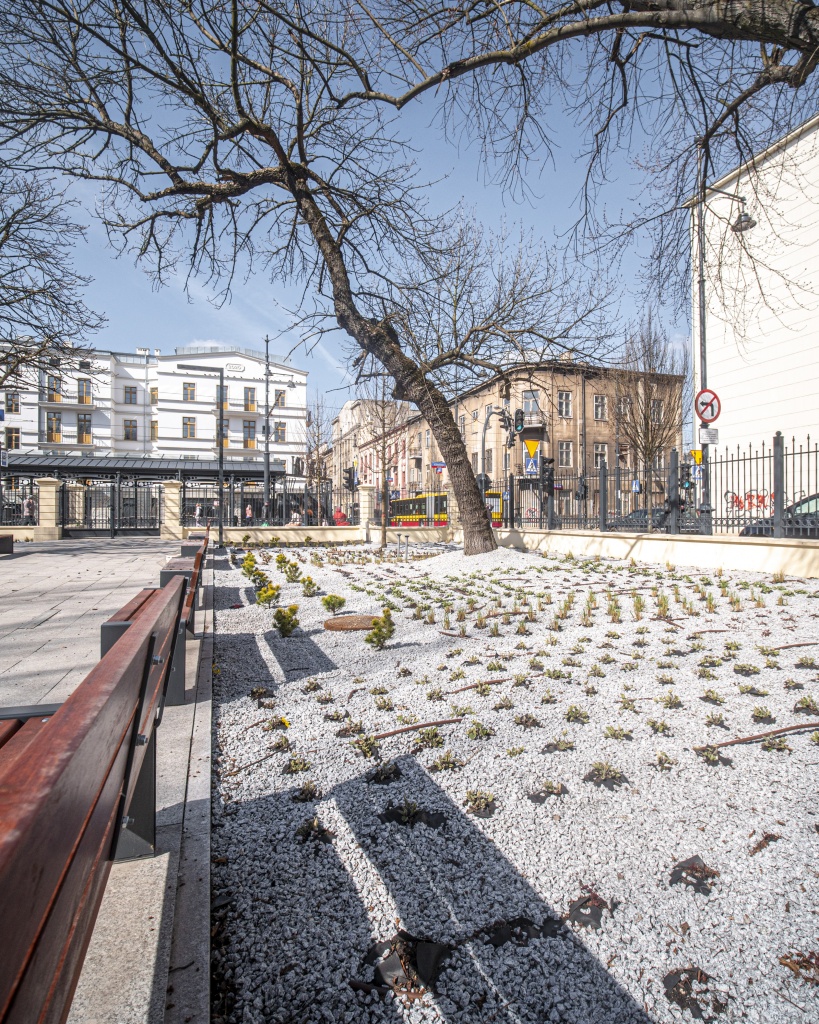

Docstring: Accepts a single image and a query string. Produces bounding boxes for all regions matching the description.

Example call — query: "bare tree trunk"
[381,469,388,549]
[646,463,654,533]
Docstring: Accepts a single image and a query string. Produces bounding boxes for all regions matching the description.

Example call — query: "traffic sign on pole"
[689,449,703,465]
[524,455,539,476]
[694,388,721,423]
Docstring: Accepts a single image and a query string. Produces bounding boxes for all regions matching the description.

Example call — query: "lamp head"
[731,210,756,234]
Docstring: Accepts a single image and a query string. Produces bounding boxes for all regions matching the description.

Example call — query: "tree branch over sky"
[0,0,815,549]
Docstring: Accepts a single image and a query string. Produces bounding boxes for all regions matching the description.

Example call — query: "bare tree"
[615,314,689,531]
[303,395,333,489]
[1,2,818,549]
[357,374,411,548]
[0,172,104,386]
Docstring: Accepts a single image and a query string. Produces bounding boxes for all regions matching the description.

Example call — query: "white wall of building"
[1,344,308,473]
[693,116,819,454]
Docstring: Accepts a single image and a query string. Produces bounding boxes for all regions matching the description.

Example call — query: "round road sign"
[694,388,721,424]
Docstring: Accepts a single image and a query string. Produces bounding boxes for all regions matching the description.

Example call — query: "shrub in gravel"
[494,695,514,710]
[513,673,529,687]
[350,735,380,758]
[257,582,282,607]
[585,761,625,787]
[295,816,333,844]
[541,690,557,704]
[321,594,346,616]
[467,721,495,740]
[475,682,492,697]
[701,689,725,704]
[364,608,395,650]
[604,725,631,741]
[696,745,724,765]
[414,727,444,750]
[284,753,312,774]
[734,663,760,676]
[430,750,464,772]
[507,746,525,757]
[784,678,803,690]
[546,733,575,752]
[762,736,791,753]
[302,678,321,692]
[514,713,541,729]
[738,683,768,695]
[796,655,817,669]
[658,691,683,709]
[369,685,388,695]
[464,789,496,816]
[273,605,300,637]
[301,576,320,596]
[283,561,302,583]
[375,696,394,711]
[565,705,589,724]
[619,694,638,713]
[270,735,291,752]
[647,718,670,733]
[794,694,819,714]
[810,731,819,745]
[292,780,321,802]
[751,705,774,722]
[705,712,726,728]
[655,751,676,771]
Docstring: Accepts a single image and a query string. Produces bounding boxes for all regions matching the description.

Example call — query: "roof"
[6,452,287,480]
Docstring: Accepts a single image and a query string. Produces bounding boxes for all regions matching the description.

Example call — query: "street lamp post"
[261,336,296,526]
[178,363,225,549]
[695,145,756,535]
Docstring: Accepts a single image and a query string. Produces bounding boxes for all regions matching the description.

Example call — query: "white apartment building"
[1,344,308,473]
[692,114,819,453]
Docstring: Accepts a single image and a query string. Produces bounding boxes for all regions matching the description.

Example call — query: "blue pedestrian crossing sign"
[524,455,539,476]
[692,465,703,482]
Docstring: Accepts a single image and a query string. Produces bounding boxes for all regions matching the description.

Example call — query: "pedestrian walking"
[245,503,253,527]
[194,503,202,526]
[23,495,36,526]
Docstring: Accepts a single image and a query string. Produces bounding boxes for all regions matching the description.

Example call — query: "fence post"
[773,432,784,539]
[668,449,680,535]
[507,473,515,530]
[598,460,607,532]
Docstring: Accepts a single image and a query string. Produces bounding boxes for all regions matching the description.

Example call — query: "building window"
[216,384,228,408]
[557,391,572,418]
[243,420,256,448]
[485,449,493,475]
[46,411,61,441]
[273,421,286,443]
[5,392,19,414]
[5,427,20,450]
[425,429,431,449]
[78,379,92,405]
[651,399,664,423]
[273,389,286,408]
[593,395,607,420]
[244,387,256,411]
[472,409,478,421]
[458,414,465,438]
[124,385,138,404]
[558,440,573,468]
[77,413,92,444]
[150,419,158,441]
[47,375,62,401]
[485,404,493,420]
[617,443,630,465]
[471,451,478,473]
[617,397,632,419]
[593,442,608,468]
[150,386,158,405]
[522,390,540,414]
[183,382,196,402]
[182,416,197,439]
[123,419,138,441]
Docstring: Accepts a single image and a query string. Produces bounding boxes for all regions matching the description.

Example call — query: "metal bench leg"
[166,621,187,706]
[115,730,156,861]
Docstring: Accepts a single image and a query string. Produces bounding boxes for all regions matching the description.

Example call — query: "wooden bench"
[0,575,187,1024]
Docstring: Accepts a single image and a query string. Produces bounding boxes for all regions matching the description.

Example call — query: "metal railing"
[0,480,39,525]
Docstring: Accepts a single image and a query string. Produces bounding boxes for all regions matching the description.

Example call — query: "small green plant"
[431,749,463,771]
[655,751,676,771]
[284,753,311,773]
[734,663,761,676]
[475,682,492,697]
[293,780,320,802]
[751,705,773,721]
[467,721,495,740]
[257,582,282,607]
[414,726,443,749]
[701,689,725,704]
[565,705,589,724]
[810,731,819,745]
[656,673,675,685]
[697,745,721,764]
[588,663,605,678]
[549,732,575,751]
[588,761,624,783]
[351,735,380,758]
[658,691,682,709]
[295,815,332,843]
[486,659,503,672]
[494,694,515,710]
[273,604,299,637]
[697,668,717,681]
[619,694,638,713]
[705,712,725,727]
[507,745,525,757]
[427,687,444,701]
[762,736,791,753]
[321,594,346,616]
[302,678,321,693]
[796,655,817,669]
[375,695,394,711]
[465,789,495,813]
[514,713,541,729]
[270,735,291,753]
[647,718,670,734]
[541,689,557,704]
[301,576,320,596]
[364,608,395,650]
[283,561,302,583]
[784,678,802,690]
[795,694,819,714]
[603,725,631,741]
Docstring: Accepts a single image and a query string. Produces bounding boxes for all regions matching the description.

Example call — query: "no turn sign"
[695,388,721,424]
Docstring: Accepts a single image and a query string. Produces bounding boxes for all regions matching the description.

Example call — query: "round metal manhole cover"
[324,615,378,631]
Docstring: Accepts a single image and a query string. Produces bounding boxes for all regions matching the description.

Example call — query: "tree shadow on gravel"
[213,755,653,1024]
[213,585,255,610]
[259,629,337,683]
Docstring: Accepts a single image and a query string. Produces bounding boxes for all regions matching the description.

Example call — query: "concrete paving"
[0,538,178,707]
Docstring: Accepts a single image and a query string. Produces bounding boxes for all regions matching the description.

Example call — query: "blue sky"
[69,95,688,421]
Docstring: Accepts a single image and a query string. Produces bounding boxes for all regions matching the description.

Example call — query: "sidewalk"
[0,538,177,706]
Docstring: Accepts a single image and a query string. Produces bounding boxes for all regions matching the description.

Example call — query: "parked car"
[739,493,819,538]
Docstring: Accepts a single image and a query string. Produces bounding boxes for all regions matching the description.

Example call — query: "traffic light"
[541,457,555,498]
[514,408,525,433]
[343,467,356,492]
[680,464,692,490]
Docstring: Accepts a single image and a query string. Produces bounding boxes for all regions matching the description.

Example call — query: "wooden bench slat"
[0,719,50,771]
[0,721,22,752]
[104,589,156,626]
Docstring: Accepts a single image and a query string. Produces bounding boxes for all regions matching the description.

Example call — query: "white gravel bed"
[211,541,819,1024]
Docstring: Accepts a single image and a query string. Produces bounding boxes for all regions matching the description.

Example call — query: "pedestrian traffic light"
[514,408,525,433]
[680,464,692,490]
[343,467,355,492]
[541,457,555,498]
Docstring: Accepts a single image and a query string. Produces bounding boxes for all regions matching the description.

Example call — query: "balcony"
[523,410,548,427]
[39,431,95,446]
[408,446,422,459]
[243,438,257,449]
[39,391,97,409]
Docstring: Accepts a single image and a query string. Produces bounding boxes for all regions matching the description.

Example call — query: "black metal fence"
[0,478,39,525]
[60,481,163,533]
[179,479,360,528]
